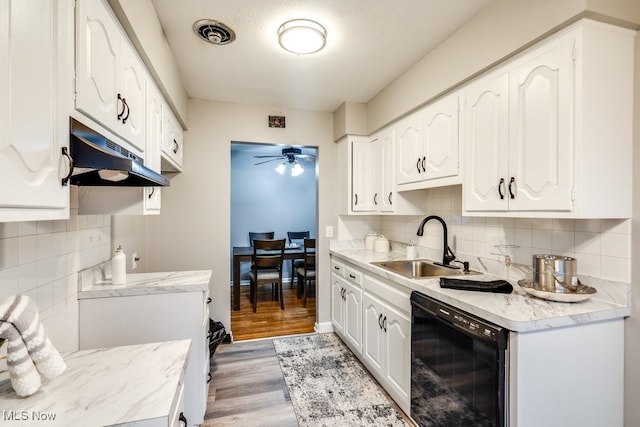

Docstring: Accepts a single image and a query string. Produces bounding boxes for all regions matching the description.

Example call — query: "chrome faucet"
[416,215,456,266]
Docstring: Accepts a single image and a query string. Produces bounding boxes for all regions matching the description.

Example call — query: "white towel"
[0,295,66,397]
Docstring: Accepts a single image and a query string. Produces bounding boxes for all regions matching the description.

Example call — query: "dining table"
[232,245,304,310]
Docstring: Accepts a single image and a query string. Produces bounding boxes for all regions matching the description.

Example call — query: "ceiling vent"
[193,20,236,45]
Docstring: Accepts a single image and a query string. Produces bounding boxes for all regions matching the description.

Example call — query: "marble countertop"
[0,340,190,426]
[78,264,212,299]
[330,243,630,332]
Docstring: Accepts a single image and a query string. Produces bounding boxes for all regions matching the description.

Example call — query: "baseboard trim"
[315,321,334,334]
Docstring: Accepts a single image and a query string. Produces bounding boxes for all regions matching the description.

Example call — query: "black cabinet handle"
[207,372,212,383]
[61,147,73,186]
[378,313,383,329]
[179,412,187,427]
[388,192,392,205]
[117,93,125,120]
[416,158,421,173]
[333,265,340,271]
[508,177,516,199]
[373,193,378,205]
[148,187,155,199]
[121,98,130,124]
[348,274,356,280]
[207,297,212,304]
[383,316,387,332]
[354,193,358,205]
[421,156,426,172]
[173,139,179,154]
[498,178,505,199]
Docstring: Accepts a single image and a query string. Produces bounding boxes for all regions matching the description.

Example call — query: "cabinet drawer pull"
[348,274,356,280]
[121,98,130,124]
[333,265,341,271]
[383,316,387,332]
[416,158,421,173]
[61,147,74,186]
[421,156,426,172]
[173,139,179,154]
[378,313,383,329]
[373,193,378,205]
[498,178,505,200]
[388,192,392,205]
[354,193,358,205]
[509,177,516,199]
[117,93,125,120]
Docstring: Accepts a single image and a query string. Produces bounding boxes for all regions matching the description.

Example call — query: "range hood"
[64,118,169,187]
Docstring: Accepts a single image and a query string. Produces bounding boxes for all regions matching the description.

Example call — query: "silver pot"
[532,255,579,293]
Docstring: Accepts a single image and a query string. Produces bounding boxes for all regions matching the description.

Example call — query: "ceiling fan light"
[291,162,304,176]
[278,19,326,55]
[275,163,287,175]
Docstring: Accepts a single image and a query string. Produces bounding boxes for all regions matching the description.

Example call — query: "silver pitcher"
[533,255,579,293]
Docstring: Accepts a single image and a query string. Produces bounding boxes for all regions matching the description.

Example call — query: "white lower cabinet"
[330,256,411,415]
[79,290,210,426]
[362,276,411,414]
[331,259,363,352]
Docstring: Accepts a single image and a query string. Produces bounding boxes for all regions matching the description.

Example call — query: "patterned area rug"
[273,333,409,426]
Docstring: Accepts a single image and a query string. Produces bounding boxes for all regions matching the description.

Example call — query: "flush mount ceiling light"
[278,19,326,55]
[193,19,236,45]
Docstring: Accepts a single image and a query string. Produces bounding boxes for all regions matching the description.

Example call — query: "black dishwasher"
[410,291,508,427]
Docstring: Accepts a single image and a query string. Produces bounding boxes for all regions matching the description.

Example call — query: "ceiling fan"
[253,147,315,165]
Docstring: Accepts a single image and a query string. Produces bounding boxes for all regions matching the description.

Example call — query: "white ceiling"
[151,0,494,113]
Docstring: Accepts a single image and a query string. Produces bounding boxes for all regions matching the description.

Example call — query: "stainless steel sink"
[371,259,480,279]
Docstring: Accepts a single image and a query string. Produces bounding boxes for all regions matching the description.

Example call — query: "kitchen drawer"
[344,265,363,287]
[331,258,346,278]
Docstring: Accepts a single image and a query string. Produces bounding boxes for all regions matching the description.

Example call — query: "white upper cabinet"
[463,19,634,218]
[351,138,373,212]
[396,94,460,190]
[0,0,73,222]
[371,130,394,212]
[75,0,146,154]
[161,106,184,172]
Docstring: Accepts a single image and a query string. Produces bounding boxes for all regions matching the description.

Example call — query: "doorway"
[230,142,318,340]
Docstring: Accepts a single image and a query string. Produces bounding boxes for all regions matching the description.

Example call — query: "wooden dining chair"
[249,238,286,312]
[295,238,316,308]
[287,231,309,288]
[248,231,274,246]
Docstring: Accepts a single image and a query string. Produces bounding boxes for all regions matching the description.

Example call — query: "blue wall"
[230,142,318,282]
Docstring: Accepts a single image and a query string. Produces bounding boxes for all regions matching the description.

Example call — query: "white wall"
[142,100,335,336]
[0,188,111,353]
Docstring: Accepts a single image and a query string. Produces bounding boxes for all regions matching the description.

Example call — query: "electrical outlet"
[325,225,334,238]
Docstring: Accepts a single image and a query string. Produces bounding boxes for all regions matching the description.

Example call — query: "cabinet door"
[118,44,146,153]
[0,0,71,221]
[343,281,363,351]
[396,113,423,185]
[423,95,459,180]
[351,139,373,211]
[362,293,384,375]
[507,38,574,212]
[384,304,411,407]
[75,0,120,130]
[372,130,395,212]
[145,83,163,213]
[161,108,184,172]
[331,275,346,335]
[463,71,510,212]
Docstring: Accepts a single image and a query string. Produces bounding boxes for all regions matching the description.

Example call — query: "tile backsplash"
[0,187,111,352]
[340,185,631,283]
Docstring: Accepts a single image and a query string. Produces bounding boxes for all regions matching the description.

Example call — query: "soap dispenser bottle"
[112,245,126,285]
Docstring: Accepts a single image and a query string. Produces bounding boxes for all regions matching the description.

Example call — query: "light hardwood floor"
[204,338,299,426]
[230,283,316,341]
